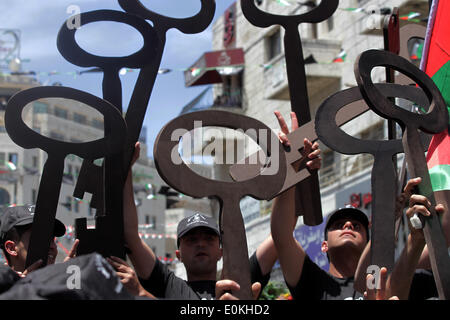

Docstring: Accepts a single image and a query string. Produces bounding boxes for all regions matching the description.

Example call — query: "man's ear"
[321,241,329,254]
[4,240,18,257]
[175,249,181,261]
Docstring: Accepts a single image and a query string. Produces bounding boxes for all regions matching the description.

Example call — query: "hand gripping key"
[5,86,127,269]
[355,49,450,300]
[154,110,287,299]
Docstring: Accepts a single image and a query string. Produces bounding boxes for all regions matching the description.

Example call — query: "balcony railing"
[213,88,242,109]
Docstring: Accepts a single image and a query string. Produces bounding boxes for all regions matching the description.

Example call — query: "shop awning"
[184,48,245,87]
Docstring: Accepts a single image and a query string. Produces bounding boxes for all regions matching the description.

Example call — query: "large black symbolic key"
[118,0,215,183]
[58,10,157,112]
[240,0,339,224]
[4,86,126,269]
[154,110,287,299]
[315,83,430,274]
[58,10,158,216]
[356,49,450,299]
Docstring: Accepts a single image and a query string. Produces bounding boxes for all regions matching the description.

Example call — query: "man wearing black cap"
[122,208,273,299]
[0,205,66,275]
[272,192,370,300]
[174,213,223,283]
[122,112,321,299]
[270,111,370,299]
[322,205,370,271]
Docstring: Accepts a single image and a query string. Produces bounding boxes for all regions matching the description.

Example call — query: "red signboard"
[184,48,245,87]
[348,192,372,209]
[223,3,236,48]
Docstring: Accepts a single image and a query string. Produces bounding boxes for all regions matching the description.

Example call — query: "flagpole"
[420,0,439,71]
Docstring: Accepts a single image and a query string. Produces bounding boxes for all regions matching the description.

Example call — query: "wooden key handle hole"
[118,0,216,34]
[5,86,127,159]
[355,49,448,135]
[241,0,339,27]
[315,84,430,156]
[153,110,287,201]
[57,9,158,69]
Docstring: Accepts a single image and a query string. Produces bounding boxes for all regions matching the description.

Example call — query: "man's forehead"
[181,227,218,238]
[331,216,363,224]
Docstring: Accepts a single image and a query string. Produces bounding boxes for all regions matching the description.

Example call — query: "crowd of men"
[0,111,445,300]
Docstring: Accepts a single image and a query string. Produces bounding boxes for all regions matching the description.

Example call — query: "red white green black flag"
[421,0,450,192]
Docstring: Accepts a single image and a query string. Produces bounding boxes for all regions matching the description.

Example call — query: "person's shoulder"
[0,265,20,294]
[303,255,328,276]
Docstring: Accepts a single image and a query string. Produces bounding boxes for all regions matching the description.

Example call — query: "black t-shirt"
[139,252,270,300]
[409,269,438,300]
[0,265,20,294]
[287,255,364,300]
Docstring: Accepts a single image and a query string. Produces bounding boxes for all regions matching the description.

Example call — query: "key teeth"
[73,160,105,213]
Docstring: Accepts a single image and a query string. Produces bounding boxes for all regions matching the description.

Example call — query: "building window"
[74,200,79,213]
[32,156,38,168]
[50,131,65,141]
[0,152,5,167]
[33,102,48,114]
[54,106,68,119]
[319,150,337,187]
[32,189,37,203]
[266,29,281,61]
[65,196,72,211]
[0,95,10,110]
[8,153,18,166]
[92,119,104,130]
[73,113,87,125]
[327,16,334,32]
[0,188,10,206]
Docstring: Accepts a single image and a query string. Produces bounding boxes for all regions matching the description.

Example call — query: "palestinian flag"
[400,12,421,22]
[410,42,424,61]
[6,161,16,171]
[422,0,450,192]
[333,50,347,63]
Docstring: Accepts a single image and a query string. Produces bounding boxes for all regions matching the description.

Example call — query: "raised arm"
[387,178,445,299]
[270,111,321,288]
[123,142,157,280]
[416,189,450,269]
[255,235,277,277]
[355,177,445,299]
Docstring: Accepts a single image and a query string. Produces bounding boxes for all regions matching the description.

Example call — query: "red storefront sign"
[184,48,245,87]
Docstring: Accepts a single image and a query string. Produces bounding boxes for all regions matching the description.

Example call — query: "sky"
[0,0,237,158]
